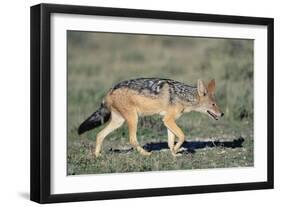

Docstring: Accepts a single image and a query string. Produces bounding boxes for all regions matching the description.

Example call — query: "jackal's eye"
[212,103,216,106]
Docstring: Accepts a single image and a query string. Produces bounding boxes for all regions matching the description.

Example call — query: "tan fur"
[106,83,170,116]
[94,111,124,157]
[93,79,223,157]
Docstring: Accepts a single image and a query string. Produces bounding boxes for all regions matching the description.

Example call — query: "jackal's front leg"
[167,129,181,157]
[167,128,176,156]
[163,117,185,155]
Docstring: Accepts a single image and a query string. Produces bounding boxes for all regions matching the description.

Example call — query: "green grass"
[67,31,254,175]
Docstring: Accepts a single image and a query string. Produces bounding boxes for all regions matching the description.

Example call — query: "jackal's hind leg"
[94,111,124,157]
[126,112,151,156]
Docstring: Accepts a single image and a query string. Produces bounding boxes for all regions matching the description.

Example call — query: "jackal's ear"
[197,79,207,97]
[207,79,216,94]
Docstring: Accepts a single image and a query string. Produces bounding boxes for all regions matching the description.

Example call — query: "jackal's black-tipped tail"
[78,103,111,135]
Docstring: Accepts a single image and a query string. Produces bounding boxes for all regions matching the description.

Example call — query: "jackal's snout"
[207,102,224,120]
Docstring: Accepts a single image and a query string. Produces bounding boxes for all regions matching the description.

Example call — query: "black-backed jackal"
[78,78,224,157]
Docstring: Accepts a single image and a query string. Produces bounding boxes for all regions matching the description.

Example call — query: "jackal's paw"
[171,151,182,157]
[142,151,152,156]
[137,147,152,156]
[94,152,102,158]
[89,148,101,157]
[140,150,152,156]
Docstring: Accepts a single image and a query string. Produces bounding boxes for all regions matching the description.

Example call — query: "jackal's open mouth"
[207,110,218,120]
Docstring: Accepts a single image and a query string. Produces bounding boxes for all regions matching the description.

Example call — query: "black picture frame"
[30,3,274,204]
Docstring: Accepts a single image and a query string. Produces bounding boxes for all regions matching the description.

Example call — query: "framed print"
[30,3,274,203]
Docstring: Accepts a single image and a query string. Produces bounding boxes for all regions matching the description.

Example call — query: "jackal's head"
[195,79,224,120]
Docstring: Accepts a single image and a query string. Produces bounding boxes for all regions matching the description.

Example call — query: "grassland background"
[67,31,254,175]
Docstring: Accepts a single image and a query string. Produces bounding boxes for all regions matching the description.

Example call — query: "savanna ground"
[67,31,254,175]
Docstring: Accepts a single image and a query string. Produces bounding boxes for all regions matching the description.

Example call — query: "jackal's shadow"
[109,137,245,154]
